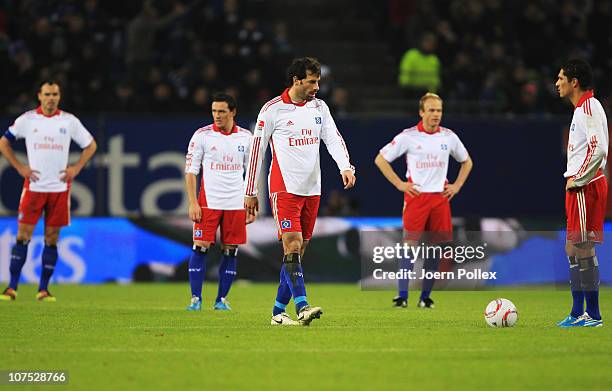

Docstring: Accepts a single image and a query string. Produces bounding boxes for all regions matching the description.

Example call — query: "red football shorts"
[270,192,320,241]
[193,208,247,245]
[566,172,607,244]
[18,185,70,227]
[403,192,452,243]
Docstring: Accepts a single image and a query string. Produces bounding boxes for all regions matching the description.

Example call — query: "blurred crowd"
[0,0,293,116]
[2,0,611,117]
[386,0,612,114]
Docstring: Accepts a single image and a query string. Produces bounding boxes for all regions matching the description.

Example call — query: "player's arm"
[244,111,273,213]
[0,132,40,181]
[374,153,420,197]
[242,133,256,224]
[319,103,356,189]
[568,111,607,189]
[443,155,473,200]
[62,117,98,182]
[185,133,204,222]
[61,140,97,182]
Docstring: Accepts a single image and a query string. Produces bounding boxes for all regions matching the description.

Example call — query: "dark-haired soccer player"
[555,59,608,328]
[184,92,254,311]
[375,93,472,309]
[244,57,356,325]
[0,81,97,302]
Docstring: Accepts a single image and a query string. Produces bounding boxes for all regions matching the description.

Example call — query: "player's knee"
[17,225,34,242]
[193,241,211,249]
[565,242,575,257]
[44,229,60,246]
[16,233,32,242]
[572,242,595,258]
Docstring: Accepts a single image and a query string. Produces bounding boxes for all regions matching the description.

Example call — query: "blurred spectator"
[330,87,351,118]
[322,190,359,216]
[398,32,441,98]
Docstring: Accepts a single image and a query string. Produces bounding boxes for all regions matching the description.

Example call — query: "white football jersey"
[185,123,252,210]
[6,108,94,192]
[244,89,354,197]
[380,121,469,192]
[565,91,609,187]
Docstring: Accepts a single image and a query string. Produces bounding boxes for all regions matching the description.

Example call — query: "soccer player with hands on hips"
[0,81,97,302]
[184,93,255,311]
[244,57,356,325]
[375,93,472,309]
[555,59,608,328]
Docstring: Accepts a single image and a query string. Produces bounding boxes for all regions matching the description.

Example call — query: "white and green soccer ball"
[484,298,518,328]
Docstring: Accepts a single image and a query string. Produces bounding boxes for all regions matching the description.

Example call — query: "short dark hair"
[285,57,321,87]
[211,92,237,111]
[561,59,593,90]
[39,80,61,91]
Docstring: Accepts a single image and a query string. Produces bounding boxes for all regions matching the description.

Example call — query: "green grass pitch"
[3,283,612,390]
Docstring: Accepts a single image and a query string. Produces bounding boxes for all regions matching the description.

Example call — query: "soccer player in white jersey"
[0,81,97,302]
[375,93,473,309]
[244,57,356,326]
[555,59,608,328]
[184,92,254,311]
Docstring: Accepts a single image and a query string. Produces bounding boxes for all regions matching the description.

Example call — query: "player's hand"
[396,181,420,197]
[60,165,80,182]
[443,182,461,200]
[246,209,257,224]
[188,202,202,223]
[565,178,575,191]
[341,170,356,189]
[245,196,259,215]
[17,165,40,182]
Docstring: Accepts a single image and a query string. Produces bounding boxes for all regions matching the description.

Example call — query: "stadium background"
[1,0,612,284]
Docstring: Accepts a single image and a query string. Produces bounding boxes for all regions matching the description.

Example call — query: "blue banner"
[0,218,190,284]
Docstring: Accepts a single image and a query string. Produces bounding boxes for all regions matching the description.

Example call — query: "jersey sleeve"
[185,132,204,175]
[70,116,94,148]
[449,132,469,163]
[243,132,253,175]
[319,101,355,173]
[572,106,608,187]
[244,108,274,196]
[5,115,28,141]
[379,132,409,163]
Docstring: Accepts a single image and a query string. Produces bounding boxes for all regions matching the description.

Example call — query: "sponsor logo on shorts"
[194,229,203,238]
[281,219,291,229]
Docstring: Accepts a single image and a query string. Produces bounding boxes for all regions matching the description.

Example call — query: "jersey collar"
[36,106,61,117]
[575,90,594,108]
[281,88,307,107]
[417,120,440,134]
[212,122,237,135]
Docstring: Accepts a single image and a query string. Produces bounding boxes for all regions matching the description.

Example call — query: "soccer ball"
[484,298,518,328]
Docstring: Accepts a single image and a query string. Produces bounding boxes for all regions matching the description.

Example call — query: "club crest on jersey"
[570,123,576,132]
[194,229,203,238]
[257,120,265,131]
[59,127,67,134]
[315,117,322,124]
[440,144,448,150]
[281,219,292,229]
